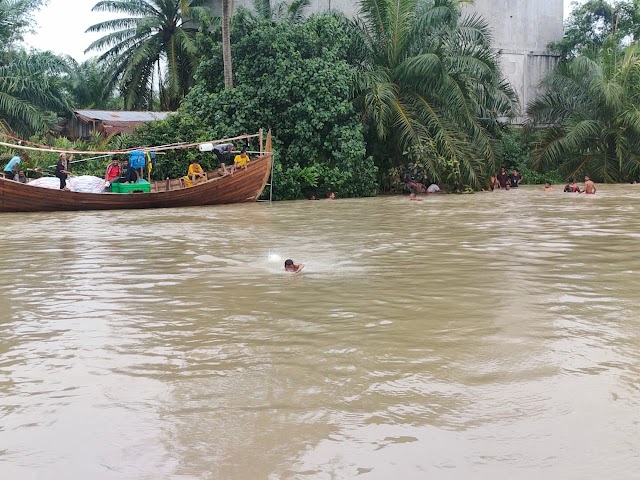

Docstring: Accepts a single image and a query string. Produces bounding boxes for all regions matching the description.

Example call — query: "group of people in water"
[405,166,598,200]
[558,176,597,194]
[489,167,523,191]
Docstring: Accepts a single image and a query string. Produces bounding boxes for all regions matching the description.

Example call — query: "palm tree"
[0,0,45,54]
[252,0,310,23]
[528,38,640,182]
[221,0,233,88]
[64,58,120,109]
[85,0,209,110]
[349,0,516,188]
[0,51,72,136]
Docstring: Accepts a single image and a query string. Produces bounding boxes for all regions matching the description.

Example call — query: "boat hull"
[0,154,272,213]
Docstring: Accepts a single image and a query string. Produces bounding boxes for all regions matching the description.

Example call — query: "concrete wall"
[207,0,564,121]
[464,0,564,121]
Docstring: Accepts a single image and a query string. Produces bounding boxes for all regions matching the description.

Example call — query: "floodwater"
[1,186,639,480]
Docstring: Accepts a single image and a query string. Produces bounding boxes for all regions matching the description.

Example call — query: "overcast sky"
[24,0,580,61]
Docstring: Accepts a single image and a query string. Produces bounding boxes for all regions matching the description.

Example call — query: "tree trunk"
[222,0,234,89]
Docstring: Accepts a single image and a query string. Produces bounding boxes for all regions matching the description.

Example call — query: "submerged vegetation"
[3,0,640,196]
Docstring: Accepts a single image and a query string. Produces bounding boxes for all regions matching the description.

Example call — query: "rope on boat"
[0,132,261,157]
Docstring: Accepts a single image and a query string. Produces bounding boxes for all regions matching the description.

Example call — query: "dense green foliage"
[63,58,122,110]
[0,0,45,54]
[0,50,72,136]
[0,1,74,136]
[135,13,378,199]
[528,38,640,183]
[499,129,563,186]
[348,0,517,190]
[550,0,640,58]
[85,0,210,110]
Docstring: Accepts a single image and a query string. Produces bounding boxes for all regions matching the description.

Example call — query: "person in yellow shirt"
[234,149,250,170]
[185,159,206,187]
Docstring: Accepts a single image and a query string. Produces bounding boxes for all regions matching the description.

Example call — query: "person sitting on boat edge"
[185,158,206,187]
[104,157,122,186]
[284,259,304,273]
[234,148,250,170]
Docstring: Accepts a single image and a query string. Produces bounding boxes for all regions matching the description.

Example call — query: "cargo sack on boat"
[67,176,109,193]
[129,150,145,169]
[28,177,61,189]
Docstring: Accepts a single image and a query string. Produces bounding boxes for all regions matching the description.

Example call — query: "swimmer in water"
[284,259,304,272]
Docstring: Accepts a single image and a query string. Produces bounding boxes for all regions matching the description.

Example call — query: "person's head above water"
[284,259,300,272]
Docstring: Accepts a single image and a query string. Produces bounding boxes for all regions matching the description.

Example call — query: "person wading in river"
[584,176,597,194]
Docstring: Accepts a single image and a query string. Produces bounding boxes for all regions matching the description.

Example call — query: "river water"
[1,186,639,479]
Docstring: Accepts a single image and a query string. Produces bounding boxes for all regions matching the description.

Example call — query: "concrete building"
[207,0,564,121]
[463,0,564,121]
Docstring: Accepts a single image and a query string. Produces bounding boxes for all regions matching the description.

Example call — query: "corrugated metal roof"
[74,110,172,122]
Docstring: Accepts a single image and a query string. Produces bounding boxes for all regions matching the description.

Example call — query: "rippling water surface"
[1,186,640,479]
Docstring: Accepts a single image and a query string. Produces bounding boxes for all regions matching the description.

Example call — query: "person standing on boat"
[104,158,122,185]
[3,152,27,179]
[234,148,250,170]
[55,153,72,189]
[213,143,234,175]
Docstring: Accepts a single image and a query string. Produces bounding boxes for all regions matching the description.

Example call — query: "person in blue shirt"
[3,153,27,179]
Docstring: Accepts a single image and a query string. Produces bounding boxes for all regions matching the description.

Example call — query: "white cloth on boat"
[28,177,61,189]
[66,176,109,193]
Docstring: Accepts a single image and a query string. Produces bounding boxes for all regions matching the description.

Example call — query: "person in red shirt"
[104,158,122,185]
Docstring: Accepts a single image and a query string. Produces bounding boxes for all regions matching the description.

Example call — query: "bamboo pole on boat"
[0,132,263,156]
[259,128,264,156]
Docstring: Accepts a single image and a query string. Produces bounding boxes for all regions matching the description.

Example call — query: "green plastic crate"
[111,179,150,193]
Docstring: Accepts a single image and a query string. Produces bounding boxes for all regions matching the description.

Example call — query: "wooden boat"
[0,134,273,213]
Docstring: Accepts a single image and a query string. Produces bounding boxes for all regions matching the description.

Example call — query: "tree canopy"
[0,50,72,136]
[348,0,517,190]
[85,0,210,110]
[133,13,378,199]
[0,0,46,55]
[551,0,640,58]
[528,38,640,182]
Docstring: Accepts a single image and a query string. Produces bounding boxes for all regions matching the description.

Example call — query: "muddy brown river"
[1,186,639,479]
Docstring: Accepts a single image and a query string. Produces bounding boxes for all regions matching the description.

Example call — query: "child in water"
[284,259,304,273]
